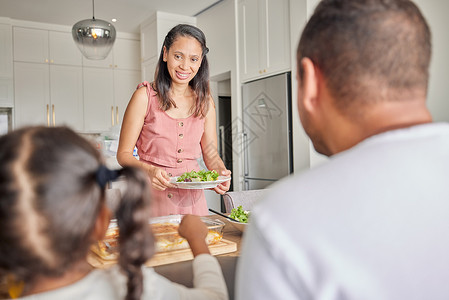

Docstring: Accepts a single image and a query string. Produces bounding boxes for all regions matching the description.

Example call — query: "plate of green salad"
[170,170,231,189]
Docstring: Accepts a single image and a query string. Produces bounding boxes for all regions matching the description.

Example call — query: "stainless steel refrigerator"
[242,72,293,190]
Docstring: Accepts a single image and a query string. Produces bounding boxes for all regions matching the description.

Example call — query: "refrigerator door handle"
[244,178,249,191]
[243,132,249,177]
[219,125,226,162]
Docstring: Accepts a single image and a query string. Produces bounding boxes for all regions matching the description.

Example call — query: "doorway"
[218,96,233,192]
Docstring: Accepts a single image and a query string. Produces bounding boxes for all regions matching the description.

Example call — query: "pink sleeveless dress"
[135,82,208,217]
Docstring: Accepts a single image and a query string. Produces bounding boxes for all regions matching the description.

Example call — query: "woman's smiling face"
[163,35,203,85]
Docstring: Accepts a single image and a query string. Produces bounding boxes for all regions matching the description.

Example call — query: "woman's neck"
[170,82,193,98]
[22,260,92,297]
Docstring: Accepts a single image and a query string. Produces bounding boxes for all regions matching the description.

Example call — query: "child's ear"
[93,204,112,241]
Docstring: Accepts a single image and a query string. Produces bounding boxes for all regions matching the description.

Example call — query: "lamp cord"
[92,0,95,20]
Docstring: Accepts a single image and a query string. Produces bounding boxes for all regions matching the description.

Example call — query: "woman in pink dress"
[117,24,230,217]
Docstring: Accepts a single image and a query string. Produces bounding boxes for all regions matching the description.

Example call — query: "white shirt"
[236,123,449,300]
[17,254,228,300]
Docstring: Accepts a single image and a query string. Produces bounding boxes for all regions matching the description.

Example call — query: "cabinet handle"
[111,106,115,126]
[264,69,267,73]
[47,104,50,126]
[50,59,54,64]
[116,106,119,124]
[109,64,113,68]
[259,70,263,74]
[45,59,49,63]
[114,65,117,68]
[52,104,55,126]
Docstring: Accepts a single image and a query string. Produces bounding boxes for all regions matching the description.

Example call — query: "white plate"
[170,176,231,189]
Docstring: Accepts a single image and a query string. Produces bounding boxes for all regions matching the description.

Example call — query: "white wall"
[413,0,449,122]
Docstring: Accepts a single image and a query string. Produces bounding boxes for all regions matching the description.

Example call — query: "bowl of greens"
[227,205,250,232]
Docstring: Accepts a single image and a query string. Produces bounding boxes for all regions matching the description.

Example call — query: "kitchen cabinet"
[238,0,291,82]
[83,67,114,132]
[113,69,140,124]
[0,22,13,107]
[14,62,83,130]
[12,22,140,133]
[13,27,82,66]
[140,12,196,81]
[83,67,140,133]
[13,27,83,130]
[82,37,141,133]
[0,23,13,78]
[82,38,140,70]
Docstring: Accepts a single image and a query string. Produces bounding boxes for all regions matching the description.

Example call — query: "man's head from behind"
[296,0,432,155]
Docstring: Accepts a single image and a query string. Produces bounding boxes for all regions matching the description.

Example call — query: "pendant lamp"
[72,0,116,60]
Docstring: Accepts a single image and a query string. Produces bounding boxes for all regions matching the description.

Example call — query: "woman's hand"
[148,166,176,191]
[178,215,210,256]
[213,169,231,195]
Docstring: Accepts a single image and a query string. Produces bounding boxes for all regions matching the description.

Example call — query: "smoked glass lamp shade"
[72,18,116,60]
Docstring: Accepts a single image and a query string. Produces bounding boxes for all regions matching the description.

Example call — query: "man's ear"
[93,204,112,241]
[299,57,320,113]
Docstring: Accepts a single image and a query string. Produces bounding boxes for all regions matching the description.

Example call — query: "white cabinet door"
[238,0,291,82]
[113,69,140,125]
[114,39,141,70]
[0,23,13,107]
[82,51,113,68]
[49,31,82,66]
[83,67,114,132]
[14,62,84,130]
[0,78,13,107]
[13,27,49,63]
[14,62,50,127]
[50,65,84,131]
[0,23,13,78]
[239,0,263,81]
[265,0,290,74]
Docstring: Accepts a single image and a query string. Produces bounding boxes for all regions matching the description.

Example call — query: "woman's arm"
[117,87,147,169]
[200,97,231,195]
[117,87,173,191]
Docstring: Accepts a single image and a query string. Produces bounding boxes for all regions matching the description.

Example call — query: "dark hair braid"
[116,166,154,300]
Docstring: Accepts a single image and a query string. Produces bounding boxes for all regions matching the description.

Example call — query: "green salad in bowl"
[228,205,250,232]
[229,205,250,223]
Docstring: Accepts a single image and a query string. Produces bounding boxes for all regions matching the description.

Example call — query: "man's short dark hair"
[297,0,431,114]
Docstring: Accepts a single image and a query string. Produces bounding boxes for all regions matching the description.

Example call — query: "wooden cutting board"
[88,238,237,268]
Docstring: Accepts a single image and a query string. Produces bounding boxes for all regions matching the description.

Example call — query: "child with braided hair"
[0,126,228,300]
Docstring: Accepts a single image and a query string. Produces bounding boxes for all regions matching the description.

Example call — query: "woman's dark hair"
[0,126,154,300]
[153,24,211,118]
